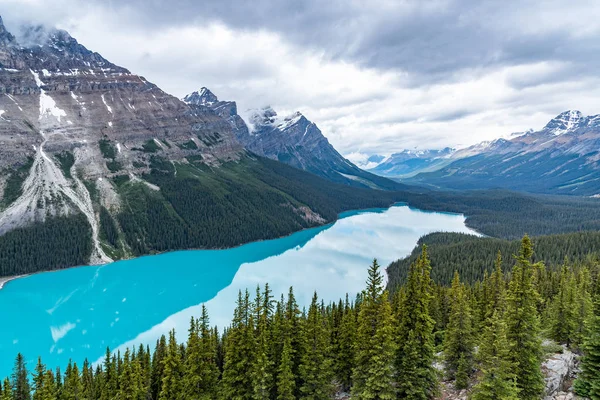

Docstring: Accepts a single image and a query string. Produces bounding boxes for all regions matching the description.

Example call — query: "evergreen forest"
[4,236,600,399]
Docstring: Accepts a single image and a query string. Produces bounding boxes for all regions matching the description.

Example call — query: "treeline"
[5,237,600,399]
[387,231,600,288]
[401,189,600,239]
[0,214,92,277]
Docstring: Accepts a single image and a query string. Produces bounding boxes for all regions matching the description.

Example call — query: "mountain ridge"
[183,87,405,190]
[405,109,600,195]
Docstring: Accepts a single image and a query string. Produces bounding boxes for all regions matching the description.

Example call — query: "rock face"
[408,110,600,195]
[0,17,242,263]
[543,346,578,399]
[184,88,404,190]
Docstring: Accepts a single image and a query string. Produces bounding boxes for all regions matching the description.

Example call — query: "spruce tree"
[101,348,117,400]
[81,360,95,400]
[150,336,167,400]
[299,292,332,399]
[575,299,600,398]
[183,317,203,399]
[251,286,273,399]
[11,353,30,400]
[1,379,12,400]
[547,264,576,346]
[443,271,474,389]
[32,358,45,400]
[39,371,56,400]
[159,330,183,400]
[221,290,255,399]
[504,235,544,400]
[395,246,437,399]
[352,259,396,399]
[119,349,141,400]
[337,294,357,391]
[277,336,295,400]
[471,310,519,400]
[573,267,594,348]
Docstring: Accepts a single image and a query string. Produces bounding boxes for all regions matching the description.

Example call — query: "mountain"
[408,110,600,195]
[0,17,405,276]
[368,148,455,178]
[184,88,404,190]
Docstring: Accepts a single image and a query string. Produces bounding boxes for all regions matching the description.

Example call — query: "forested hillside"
[402,189,600,239]
[3,237,600,399]
[387,231,600,288]
[0,154,404,277]
[3,158,600,278]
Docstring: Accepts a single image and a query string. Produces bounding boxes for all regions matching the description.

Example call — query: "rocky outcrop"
[543,345,578,400]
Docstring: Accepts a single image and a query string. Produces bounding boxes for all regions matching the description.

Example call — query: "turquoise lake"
[0,204,477,377]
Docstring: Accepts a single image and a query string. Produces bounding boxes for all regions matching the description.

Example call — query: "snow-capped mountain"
[408,110,600,195]
[368,148,455,178]
[184,88,403,190]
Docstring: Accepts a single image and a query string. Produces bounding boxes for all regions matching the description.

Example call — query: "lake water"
[0,204,477,377]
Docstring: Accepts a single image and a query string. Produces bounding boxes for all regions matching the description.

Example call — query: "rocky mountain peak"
[0,16,16,46]
[183,87,219,106]
[543,110,584,135]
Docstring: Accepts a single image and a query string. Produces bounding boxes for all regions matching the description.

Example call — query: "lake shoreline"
[0,274,29,290]
[0,202,467,291]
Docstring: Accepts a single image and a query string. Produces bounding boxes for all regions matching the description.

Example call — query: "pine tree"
[150,336,167,400]
[119,349,142,400]
[299,292,332,399]
[575,299,600,398]
[352,259,396,399]
[471,310,519,400]
[32,358,45,400]
[183,317,202,399]
[573,267,594,348]
[221,290,255,400]
[251,286,273,399]
[63,361,83,400]
[101,348,117,400]
[81,360,95,400]
[285,287,304,397]
[337,294,356,391]
[504,235,544,400]
[159,330,183,400]
[11,353,30,400]
[277,336,295,400]
[395,246,437,399]
[443,271,474,389]
[39,371,56,400]
[1,379,12,400]
[547,264,576,346]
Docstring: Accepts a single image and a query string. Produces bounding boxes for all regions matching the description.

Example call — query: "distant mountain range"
[184,87,402,190]
[368,148,455,178]
[367,111,600,196]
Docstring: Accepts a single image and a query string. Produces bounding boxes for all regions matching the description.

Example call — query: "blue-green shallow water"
[0,205,477,376]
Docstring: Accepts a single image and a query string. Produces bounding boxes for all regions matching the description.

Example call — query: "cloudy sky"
[1,0,599,163]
